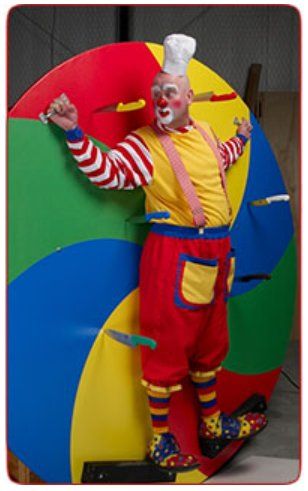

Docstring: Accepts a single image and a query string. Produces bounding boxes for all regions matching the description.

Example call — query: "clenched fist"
[47,93,78,131]
[237,118,253,140]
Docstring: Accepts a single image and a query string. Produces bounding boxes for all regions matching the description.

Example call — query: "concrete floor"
[207,341,300,484]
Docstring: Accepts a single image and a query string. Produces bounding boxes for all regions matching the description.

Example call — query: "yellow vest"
[134,121,232,228]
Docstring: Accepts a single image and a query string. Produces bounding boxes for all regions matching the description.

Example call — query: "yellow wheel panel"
[70,289,152,483]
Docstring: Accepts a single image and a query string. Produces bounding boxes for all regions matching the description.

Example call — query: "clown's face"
[151,72,193,128]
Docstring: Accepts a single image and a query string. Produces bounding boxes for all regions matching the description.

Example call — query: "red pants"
[139,224,234,392]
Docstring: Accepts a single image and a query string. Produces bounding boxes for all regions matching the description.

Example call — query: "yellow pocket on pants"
[175,254,219,309]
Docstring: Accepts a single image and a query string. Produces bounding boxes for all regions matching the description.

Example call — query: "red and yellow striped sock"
[147,388,170,434]
[191,372,221,424]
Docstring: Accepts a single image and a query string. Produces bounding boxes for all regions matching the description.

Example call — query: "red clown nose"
[156,97,168,108]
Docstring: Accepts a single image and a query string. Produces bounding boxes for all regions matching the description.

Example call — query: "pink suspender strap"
[152,125,206,228]
[193,122,227,193]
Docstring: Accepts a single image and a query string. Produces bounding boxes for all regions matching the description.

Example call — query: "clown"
[48,34,267,472]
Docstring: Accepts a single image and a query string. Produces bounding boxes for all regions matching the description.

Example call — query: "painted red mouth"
[158,109,169,117]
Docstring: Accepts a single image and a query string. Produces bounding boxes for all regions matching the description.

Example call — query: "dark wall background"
[8,5,299,108]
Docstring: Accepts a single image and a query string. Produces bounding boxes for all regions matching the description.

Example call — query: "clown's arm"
[65,127,153,190]
[48,94,153,190]
[215,118,252,171]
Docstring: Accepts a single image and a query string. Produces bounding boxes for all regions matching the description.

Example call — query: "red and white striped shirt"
[66,121,245,190]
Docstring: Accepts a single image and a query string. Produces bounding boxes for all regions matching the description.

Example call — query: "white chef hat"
[162,34,196,76]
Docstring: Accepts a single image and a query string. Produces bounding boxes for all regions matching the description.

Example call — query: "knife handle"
[131,335,157,350]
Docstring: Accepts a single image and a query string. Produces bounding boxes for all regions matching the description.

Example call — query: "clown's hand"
[48,93,78,131]
[237,118,253,140]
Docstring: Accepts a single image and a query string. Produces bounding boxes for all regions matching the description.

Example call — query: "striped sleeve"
[218,136,245,171]
[66,130,154,190]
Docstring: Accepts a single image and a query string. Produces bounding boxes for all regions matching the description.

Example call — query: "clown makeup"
[151,75,192,128]
[151,83,181,125]
[151,83,180,101]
